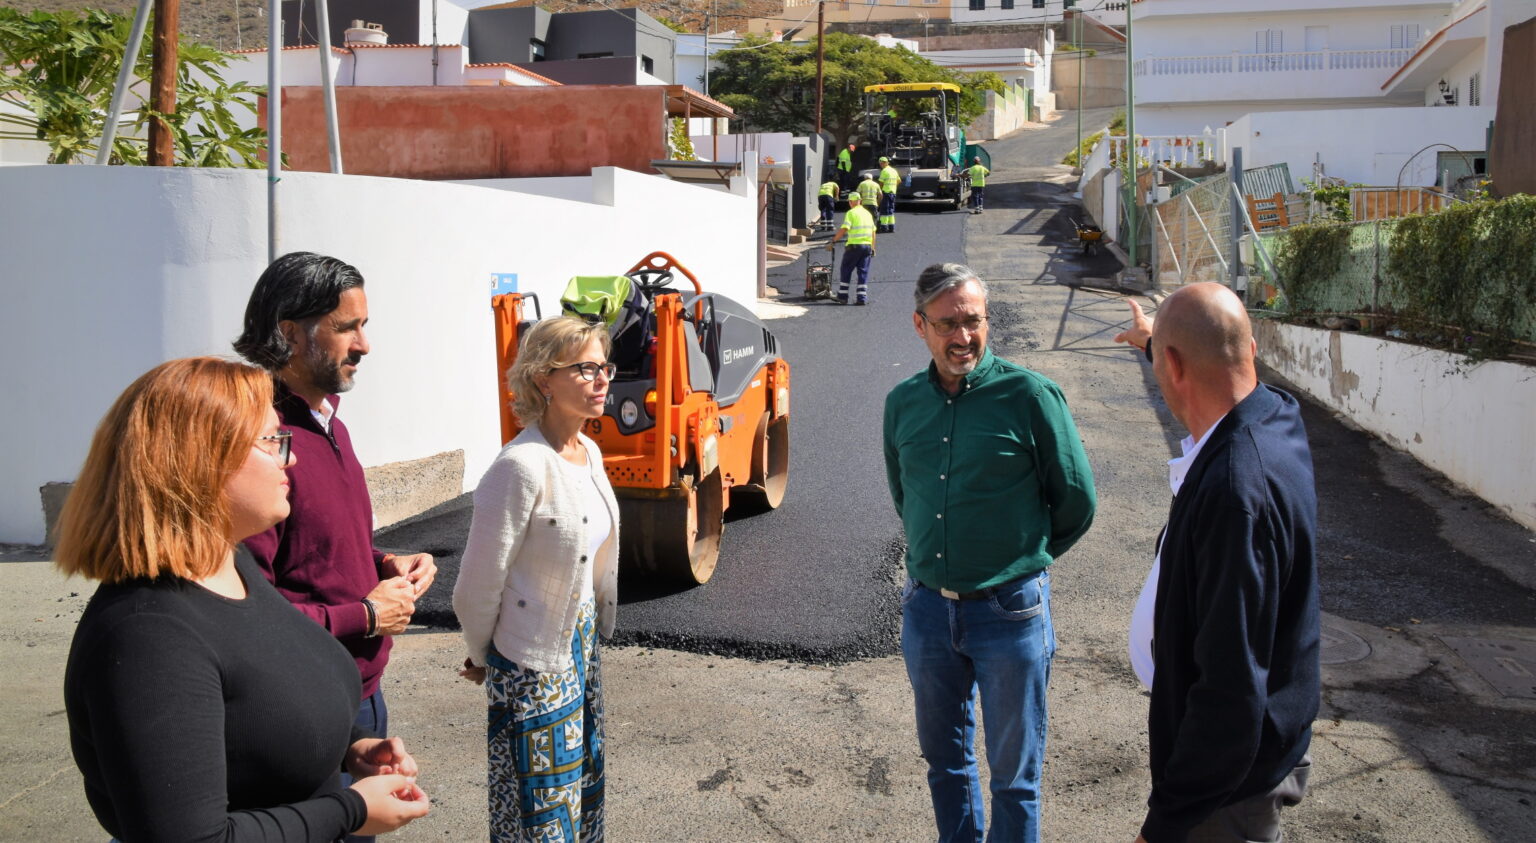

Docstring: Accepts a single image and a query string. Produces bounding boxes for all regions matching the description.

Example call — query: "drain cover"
[1439,636,1536,700]
[1320,621,1372,665]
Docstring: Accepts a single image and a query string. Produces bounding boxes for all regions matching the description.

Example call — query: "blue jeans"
[901,571,1056,843]
[344,688,389,843]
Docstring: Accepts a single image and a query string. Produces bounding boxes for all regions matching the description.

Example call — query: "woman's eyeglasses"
[561,362,617,382]
[256,431,293,466]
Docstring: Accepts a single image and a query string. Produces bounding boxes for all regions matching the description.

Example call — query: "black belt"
[922,572,1037,601]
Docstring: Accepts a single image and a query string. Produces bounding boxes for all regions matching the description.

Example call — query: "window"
[641,55,654,75]
[1033,0,1045,8]
[1390,24,1421,49]
[1002,0,1015,9]
[970,0,985,10]
[529,38,545,61]
[577,52,614,60]
[1255,29,1283,54]
[1468,72,1481,106]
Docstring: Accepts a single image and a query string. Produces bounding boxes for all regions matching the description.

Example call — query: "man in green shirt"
[883,263,1096,842]
[966,156,990,215]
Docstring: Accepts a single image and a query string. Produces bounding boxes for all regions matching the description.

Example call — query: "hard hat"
[879,156,890,163]
[848,193,861,203]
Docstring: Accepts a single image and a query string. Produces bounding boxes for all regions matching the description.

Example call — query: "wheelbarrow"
[805,243,836,300]
[1074,219,1104,257]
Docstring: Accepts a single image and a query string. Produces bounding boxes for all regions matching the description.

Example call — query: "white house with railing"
[1130,0,1455,137]
[951,0,1075,26]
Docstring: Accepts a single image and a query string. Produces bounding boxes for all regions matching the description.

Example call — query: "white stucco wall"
[1256,321,1536,530]
[1222,104,1495,185]
[0,164,758,542]
[951,0,1065,26]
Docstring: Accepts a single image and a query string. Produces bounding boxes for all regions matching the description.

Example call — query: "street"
[3,112,1534,841]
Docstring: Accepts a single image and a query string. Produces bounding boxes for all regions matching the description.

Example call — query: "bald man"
[1115,285,1319,843]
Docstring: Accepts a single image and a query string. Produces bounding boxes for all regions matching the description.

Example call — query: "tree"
[710,33,1004,148]
[0,7,267,166]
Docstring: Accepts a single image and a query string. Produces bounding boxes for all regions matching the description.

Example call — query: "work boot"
[856,297,868,306]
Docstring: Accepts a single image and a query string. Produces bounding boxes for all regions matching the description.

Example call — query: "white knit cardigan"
[453,425,620,674]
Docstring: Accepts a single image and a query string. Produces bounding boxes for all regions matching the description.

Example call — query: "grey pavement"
[4,113,1535,841]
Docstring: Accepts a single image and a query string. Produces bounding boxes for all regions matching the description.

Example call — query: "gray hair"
[914,263,988,312]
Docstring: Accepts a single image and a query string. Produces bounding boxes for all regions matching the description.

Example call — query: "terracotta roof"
[465,63,562,85]
[1380,4,1488,91]
[347,43,465,49]
[229,45,349,54]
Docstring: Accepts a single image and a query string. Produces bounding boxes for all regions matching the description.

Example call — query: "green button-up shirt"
[883,349,1096,591]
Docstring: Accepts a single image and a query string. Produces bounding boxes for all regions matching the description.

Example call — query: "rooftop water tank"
[344,21,387,48]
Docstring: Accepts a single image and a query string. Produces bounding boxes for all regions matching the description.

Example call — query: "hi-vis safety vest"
[967,164,989,187]
[819,181,840,197]
[841,205,876,246]
[879,165,900,194]
[857,178,882,206]
[838,148,853,171]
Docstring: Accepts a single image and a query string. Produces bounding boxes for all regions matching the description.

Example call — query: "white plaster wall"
[1133,4,1453,106]
[1256,321,1536,530]
[951,1,1064,26]
[0,164,757,542]
[1222,104,1495,185]
[1133,0,1452,24]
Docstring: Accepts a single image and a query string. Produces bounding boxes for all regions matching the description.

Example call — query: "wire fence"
[1259,217,1536,349]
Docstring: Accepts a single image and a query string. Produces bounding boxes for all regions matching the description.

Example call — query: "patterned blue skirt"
[485,600,605,842]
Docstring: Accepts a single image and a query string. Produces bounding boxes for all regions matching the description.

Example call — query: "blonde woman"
[454,317,620,842]
[58,357,429,841]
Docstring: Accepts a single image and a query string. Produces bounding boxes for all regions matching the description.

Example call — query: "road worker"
[818,179,841,229]
[838,143,856,190]
[828,192,876,306]
[856,172,883,213]
[878,156,901,233]
[967,156,991,214]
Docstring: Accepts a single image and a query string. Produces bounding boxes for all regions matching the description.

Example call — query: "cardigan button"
[583,517,589,524]
[580,555,588,562]
[517,599,526,608]
[548,518,557,525]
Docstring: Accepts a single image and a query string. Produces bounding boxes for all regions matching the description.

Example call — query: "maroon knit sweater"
[245,381,391,700]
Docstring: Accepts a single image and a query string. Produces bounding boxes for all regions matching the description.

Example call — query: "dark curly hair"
[233,252,365,371]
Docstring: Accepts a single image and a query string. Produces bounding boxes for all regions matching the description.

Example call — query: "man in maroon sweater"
[234,253,437,781]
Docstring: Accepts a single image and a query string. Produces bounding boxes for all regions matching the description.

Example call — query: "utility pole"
[1075,19,1084,159]
[148,0,180,165]
[1123,0,1137,271]
[814,0,826,135]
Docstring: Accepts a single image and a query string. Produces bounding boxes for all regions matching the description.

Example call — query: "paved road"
[389,107,1131,661]
[7,114,1535,842]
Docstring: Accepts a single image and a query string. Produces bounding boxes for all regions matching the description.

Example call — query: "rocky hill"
[6,0,787,53]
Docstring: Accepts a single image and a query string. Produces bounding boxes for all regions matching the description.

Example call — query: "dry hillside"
[4,0,787,53]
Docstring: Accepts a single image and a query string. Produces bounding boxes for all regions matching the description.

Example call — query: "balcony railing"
[1134,48,1414,78]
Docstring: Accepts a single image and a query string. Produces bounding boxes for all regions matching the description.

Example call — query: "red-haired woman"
[57,357,431,842]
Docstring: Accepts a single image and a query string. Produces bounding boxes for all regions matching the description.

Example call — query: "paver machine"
[860,82,992,211]
[491,252,791,586]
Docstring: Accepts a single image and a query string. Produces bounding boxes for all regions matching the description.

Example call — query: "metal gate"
[767,184,789,246]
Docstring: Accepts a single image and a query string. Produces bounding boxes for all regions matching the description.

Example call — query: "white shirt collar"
[310,397,335,433]
[1168,412,1228,497]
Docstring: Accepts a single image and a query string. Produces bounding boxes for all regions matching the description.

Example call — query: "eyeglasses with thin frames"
[256,431,293,466]
[918,312,988,337]
[560,362,617,382]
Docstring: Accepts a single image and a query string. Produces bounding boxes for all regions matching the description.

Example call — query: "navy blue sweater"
[1142,384,1320,842]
